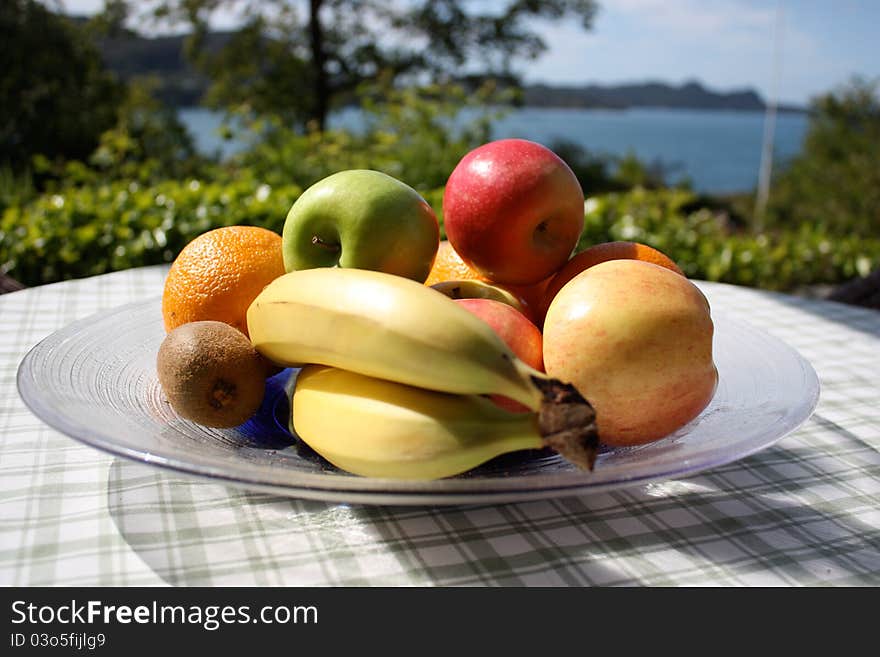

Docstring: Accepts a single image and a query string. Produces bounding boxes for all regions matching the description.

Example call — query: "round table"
[1,266,878,586]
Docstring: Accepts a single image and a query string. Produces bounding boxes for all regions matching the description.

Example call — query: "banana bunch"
[247,267,598,479]
[291,366,545,479]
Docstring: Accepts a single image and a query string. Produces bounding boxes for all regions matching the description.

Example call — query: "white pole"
[754,0,785,230]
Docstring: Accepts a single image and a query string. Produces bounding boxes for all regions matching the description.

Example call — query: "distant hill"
[521,81,806,113]
[97,30,230,107]
[92,26,807,113]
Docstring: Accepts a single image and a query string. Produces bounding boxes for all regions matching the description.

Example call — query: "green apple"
[282,169,440,282]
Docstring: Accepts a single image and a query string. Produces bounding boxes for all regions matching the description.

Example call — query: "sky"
[525,0,879,106]
[58,0,879,106]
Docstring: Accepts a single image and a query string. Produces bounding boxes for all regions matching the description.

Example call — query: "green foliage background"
[4,175,877,291]
[764,79,880,237]
[1,1,878,295]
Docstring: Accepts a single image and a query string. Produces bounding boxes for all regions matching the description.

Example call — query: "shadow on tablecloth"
[105,421,880,586]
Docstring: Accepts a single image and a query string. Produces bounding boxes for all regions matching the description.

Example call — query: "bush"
[0,166,36,217]
[765,78,880,236]
[0,175,301,286]
[87,77,209,184]
[4,182,878,291]
[580,188,880,290]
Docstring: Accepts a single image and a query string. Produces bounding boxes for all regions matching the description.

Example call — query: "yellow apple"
[543,259,717,446]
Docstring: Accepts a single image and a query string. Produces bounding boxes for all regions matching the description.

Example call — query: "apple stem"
[311,235,341,253]
[531,376,599,471]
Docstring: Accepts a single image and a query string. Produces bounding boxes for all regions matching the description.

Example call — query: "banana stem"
[504,358,600,470]
[510,358,551,410]
[526,370,600,472]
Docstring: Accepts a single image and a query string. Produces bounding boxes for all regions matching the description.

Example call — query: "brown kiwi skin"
[157,320,273,428]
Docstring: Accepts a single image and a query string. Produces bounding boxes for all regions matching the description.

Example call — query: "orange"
[424,240,490,286]
[162,226,286,337]
[542,241,684,318]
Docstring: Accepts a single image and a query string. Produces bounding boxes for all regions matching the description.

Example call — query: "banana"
[247,267,545,409]
[430,279,525,314]
[291,365,545,480]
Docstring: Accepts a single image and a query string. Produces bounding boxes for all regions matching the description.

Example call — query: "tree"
[141,0,597,130]
[0,0,124,169]
[767,78,880,236]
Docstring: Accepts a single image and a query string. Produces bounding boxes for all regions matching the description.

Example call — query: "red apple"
[443,139,584,286]
[454,298,544,413]
[543,260,717,446]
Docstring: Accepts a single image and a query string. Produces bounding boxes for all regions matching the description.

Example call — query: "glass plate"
[17,294,819,506]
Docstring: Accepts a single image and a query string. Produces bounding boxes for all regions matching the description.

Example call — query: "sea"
[179,106,809,195]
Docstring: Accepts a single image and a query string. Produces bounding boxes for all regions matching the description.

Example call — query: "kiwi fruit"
[157,320,273,428]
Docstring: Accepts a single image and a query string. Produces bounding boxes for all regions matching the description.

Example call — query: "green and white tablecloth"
[1,265,878,586]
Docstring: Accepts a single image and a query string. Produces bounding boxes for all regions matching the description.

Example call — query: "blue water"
[179,106,808,194]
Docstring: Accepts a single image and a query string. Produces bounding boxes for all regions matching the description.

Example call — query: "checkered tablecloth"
[1,265,878,586]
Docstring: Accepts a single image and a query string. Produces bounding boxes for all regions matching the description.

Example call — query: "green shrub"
[0,165,36,217]
[3,182,878,291]
[0,175,301,286]
[764,78,880,236]
[86,77,210,184]
[580,188,880,290]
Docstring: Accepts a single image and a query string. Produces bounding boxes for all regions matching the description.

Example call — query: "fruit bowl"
[17,288,819,505]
